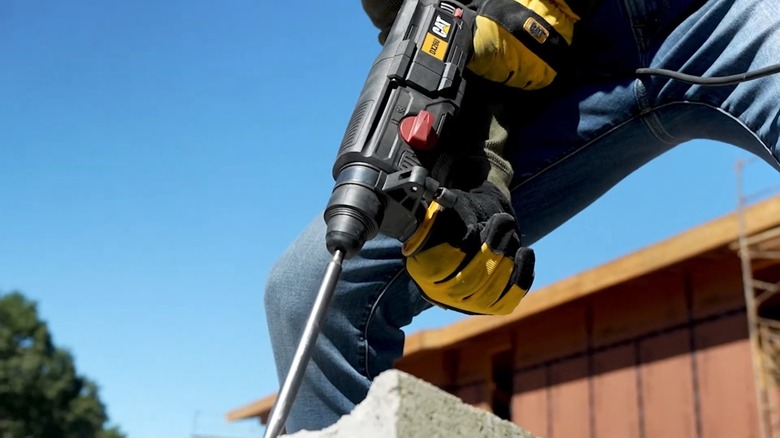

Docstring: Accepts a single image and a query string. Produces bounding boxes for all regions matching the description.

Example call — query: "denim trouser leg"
[509,0,780,241]
[265,0,780,433]
[264,217,427,432]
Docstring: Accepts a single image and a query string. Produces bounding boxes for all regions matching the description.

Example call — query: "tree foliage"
[0,291,125,438]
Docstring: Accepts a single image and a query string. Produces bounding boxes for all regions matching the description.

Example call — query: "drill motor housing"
[324,0,476,258]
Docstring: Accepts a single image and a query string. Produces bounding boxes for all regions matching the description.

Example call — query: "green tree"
[0,291,125,438]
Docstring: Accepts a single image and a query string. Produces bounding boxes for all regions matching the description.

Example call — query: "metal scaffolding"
[735,158,780,438]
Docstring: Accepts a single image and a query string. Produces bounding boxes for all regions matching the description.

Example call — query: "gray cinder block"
[284,370,537,438]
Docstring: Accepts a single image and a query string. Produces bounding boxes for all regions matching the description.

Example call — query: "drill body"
[324,0,476,258]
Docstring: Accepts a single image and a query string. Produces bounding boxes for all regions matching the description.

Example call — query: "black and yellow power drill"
[264,2,476,436]
[324,0,477,259]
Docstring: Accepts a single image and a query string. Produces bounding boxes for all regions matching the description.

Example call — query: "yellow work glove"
[468,0,581,90]
[402,181,535,316]
[362,0,583,90]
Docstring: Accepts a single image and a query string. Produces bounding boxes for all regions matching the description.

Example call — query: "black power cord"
[635,63,780,86]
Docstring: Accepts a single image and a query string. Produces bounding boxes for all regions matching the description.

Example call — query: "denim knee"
[263,218,333,349]
[264,256,309,339]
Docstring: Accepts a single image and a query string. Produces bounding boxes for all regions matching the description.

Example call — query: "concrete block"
[285,370,537,438]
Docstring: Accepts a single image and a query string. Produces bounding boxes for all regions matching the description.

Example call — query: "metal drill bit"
[264,249,345,438]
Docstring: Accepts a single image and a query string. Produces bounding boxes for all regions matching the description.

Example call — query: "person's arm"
[361,0,403,43]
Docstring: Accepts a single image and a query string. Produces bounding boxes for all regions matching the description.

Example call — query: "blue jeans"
[266,0,780,432]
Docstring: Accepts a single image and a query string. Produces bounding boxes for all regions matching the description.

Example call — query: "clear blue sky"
[1,1,778,437]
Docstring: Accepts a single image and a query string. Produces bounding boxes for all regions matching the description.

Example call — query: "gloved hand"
[362,0,584,90]
[402,181,535,315]
[467,0,580,90]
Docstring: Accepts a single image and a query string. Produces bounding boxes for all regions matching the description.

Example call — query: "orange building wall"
[401,255,763,438]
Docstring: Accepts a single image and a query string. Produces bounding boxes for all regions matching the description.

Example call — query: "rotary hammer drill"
[264,1,476,436]
[323,0,477,259]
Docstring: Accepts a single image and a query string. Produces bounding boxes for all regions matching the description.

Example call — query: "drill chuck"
[324,174,382,258]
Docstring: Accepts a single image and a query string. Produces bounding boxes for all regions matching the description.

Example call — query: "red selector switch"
[399,110,438,151]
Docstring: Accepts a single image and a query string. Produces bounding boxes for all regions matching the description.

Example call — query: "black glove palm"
[403,181,535,315]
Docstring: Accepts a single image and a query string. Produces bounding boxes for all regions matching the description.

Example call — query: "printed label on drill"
[421,14,452,61]
[431,15,451,39]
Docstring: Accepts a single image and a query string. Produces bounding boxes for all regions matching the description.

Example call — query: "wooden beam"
[225,394,275,423]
